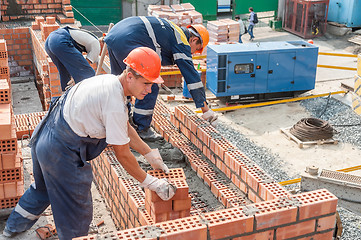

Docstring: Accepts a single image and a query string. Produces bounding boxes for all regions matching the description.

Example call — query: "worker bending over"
[45,26,101,91]
[3,47,176,240]
[104,16,218,141]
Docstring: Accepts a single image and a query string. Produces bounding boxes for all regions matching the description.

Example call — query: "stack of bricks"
[40,17,60,42]
[0,40,24,210]
[160,59,207,89]
[145,168,191,223]
[160,65,183,88]
[148,3,203,27]
[0,40,10,85]
[207,19,240,43]
[0,0,75,24]
[57,0,75,24]
[14,111,47,140]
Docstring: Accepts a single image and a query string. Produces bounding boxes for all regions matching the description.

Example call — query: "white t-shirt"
[63,74,130,145]
[68,28,100,63]
[238,20,246,35]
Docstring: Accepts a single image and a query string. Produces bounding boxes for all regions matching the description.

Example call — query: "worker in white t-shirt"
[45,26,101,91]
[3,47,176,240]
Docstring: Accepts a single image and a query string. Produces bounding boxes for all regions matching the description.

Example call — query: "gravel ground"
[216,96,361,239]
[302,96,361,239]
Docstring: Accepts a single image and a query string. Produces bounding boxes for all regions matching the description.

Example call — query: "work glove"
[144,149,170,174]
[140,174,177,201]
[201,109,218,126]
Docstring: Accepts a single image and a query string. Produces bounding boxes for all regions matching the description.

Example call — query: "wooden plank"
[348,35,361,45]
[280,127,338,149]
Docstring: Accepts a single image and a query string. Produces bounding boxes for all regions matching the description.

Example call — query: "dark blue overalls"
[45,27,96,91]
[5,89,107,240]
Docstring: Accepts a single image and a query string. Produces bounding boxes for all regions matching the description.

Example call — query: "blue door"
[267,52,296,92]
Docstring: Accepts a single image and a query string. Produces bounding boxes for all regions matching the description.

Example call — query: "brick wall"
[0,27,33,78]
[73,100,338,239]
[0,0,75,24]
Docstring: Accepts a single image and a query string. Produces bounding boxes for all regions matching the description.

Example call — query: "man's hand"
[201,109,218,125]
[65,79,75,90]
[144,149,170,174]
[140,174,177,201]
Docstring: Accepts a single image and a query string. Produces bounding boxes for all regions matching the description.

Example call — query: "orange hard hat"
[123,47,163,83]
[308,39,314,44]
[187,24,209,54]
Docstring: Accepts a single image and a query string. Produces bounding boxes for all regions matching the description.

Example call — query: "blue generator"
[206,41,318,102]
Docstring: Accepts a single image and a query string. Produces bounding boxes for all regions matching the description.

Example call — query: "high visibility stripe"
[139,16,162,60]
[14,204,40,221]
[187,81,204,90]
[134,108,154,115]
[167,20,189,46]
[173,53,192,61]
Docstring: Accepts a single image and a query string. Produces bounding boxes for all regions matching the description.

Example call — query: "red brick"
[204,207,253,239]
[252,198,298,230]
[173,195,191,211]
[4,182,16,198]
[317,214,336,232]
[146,198,172,214]
[157,216,207,240]
[276,220,316,239]
[233,230,274,240]
[296,230,334,240]
[1,153,16,169]
[295,189,338,220]
[0,104,12,140]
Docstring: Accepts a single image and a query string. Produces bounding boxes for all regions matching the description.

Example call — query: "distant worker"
[235,16,246,43]
[248,7,256,41]
[104,16,218,141]
[3,47,176,240]
[45,26,101,91]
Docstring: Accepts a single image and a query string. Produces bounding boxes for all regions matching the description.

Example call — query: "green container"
[180,0,217,21]
[71,0,122,26]
[233,0,278,15]
[273,20,282,30]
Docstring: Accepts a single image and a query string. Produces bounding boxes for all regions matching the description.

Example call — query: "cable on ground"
[290,118,334,141]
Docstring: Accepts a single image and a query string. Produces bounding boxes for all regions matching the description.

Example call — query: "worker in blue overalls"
[45,26,101,91]
[3,47,176,240]
[104,16,218,141]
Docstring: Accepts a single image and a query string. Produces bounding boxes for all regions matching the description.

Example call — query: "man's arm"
[112,143,147,183]
[127,122,152,155]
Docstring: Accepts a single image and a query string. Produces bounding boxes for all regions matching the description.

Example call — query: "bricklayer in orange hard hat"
[187,24,209,54]
[123,47,163,83]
